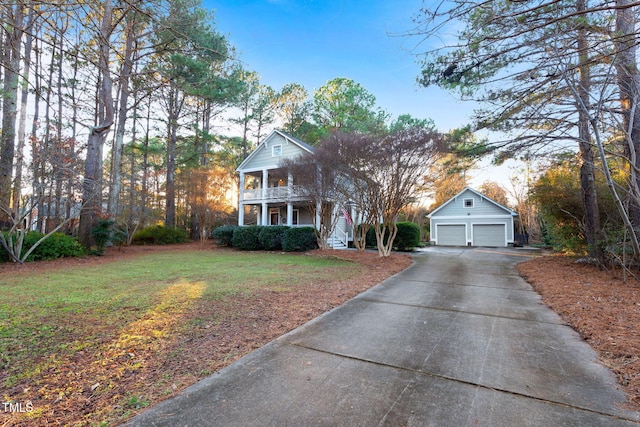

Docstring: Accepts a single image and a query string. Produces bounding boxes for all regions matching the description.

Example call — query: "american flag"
[341,208,353,226]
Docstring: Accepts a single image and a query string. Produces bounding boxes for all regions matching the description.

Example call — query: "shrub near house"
[365,222,422,251]
[213,225,318,252]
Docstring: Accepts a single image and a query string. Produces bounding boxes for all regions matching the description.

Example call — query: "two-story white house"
[236,129,352,249]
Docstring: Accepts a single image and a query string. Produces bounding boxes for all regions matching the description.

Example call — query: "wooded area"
[415,0,640,268]
[1,0,640,267]
[0,1,439,257]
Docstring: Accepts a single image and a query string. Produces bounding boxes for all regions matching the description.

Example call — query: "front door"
[269,208,280,225]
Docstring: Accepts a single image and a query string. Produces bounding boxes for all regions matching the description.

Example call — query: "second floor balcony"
[241,185,308,202]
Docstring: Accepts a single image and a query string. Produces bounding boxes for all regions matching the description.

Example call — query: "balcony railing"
[242,185,307,201]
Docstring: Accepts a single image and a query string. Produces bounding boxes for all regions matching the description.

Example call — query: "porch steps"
[327,237,348,250]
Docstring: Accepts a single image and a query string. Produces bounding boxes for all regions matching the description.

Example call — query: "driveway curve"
[124,247,640,427]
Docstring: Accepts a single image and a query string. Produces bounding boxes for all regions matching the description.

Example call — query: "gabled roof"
[236,129,315,172]
[427,186,518,218]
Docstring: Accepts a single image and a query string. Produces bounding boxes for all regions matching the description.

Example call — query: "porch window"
[292,209,299,225]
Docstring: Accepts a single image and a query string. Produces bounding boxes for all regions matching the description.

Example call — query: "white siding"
[238,133,308,172]
[435,189,510,217]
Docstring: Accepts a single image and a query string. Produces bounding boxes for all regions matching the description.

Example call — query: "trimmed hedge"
[0,231,86,262]
[366,225,390,248]
[365,222,421,251]
[212,225,237,247]
[282,227,318,252]
[258,225,289,251]
[232,225,264,251]
[395,221,421,251]
[132,225,189,245]
[212,225,318,252]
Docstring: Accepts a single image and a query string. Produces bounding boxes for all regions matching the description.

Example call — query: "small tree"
[281,153,345,250]
[288,128,443,256]
[366,128,443,256]
[307,131,378,251]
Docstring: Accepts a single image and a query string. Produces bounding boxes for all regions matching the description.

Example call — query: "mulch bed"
[518,255,640,410]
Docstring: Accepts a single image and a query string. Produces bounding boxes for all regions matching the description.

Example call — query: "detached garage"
[428,187,518,247]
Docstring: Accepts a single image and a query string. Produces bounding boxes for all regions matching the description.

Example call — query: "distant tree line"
[0,0,441,257]
[415,0,640,268]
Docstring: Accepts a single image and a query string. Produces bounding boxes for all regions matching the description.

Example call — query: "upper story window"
[463,198,474,208]
[272,144,282,157]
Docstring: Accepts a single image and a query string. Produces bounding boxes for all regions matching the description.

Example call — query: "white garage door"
[473,224,506,247]
[436,224,466,246]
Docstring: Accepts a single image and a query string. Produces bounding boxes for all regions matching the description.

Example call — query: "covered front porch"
[238,202,353,250]
[239,202,314,228]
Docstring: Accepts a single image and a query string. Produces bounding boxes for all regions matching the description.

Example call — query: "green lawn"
[0,250,362,394]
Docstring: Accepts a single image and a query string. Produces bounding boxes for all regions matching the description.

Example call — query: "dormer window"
[272,144,282,157]
[463,198,474,208]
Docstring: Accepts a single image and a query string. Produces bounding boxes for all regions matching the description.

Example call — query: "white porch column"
[287,203,293,226]
[262,202,268,225]
[238,172,245,226]
[238,205,245,226]
[286,171,293,226]
[239,172,246,202]
[262,169,269,199]
[316,201,322,230]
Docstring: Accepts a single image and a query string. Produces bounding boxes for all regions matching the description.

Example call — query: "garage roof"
[427,186,518,218]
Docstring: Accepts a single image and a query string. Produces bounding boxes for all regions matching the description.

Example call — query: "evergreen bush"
[132,225,189,245]
[258,225,289,251]
[212,225,237,247]
[32,233,86,260]
[366,225,391,248]
[365,223,420,251]
[232,225,264,251]
[282,227,318,252]
[91,219,114,255]
[0,231,85,262]
[395,221,421,251]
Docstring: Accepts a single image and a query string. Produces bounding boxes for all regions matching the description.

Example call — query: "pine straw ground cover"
[2,245,640,425]
[0,243,412,426]
[518,255,640,410]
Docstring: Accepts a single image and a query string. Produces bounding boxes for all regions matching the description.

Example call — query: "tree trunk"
[615,0,640,227]
[12,2,34,218]
[107,15,135,219]
[31,31,42,232]
[164,84,181,228]
[577,0,603,262]
[65,30,81,233]
[53,19,67,229]
[141,98,151,227]
[79,0,115,248]
[0,3,24,217]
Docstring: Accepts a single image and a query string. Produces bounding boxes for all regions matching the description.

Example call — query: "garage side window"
[463,198,474,208]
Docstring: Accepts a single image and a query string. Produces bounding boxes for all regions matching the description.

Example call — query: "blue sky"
[204,0,471,133]
[202,0,519,189]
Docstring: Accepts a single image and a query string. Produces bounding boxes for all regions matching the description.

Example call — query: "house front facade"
[236,129,352,248]
[428,187,518,247]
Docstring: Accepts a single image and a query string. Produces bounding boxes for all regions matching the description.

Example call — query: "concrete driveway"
[123,247,640,426]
